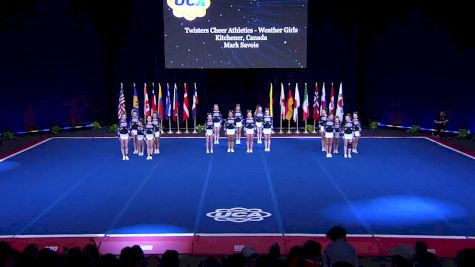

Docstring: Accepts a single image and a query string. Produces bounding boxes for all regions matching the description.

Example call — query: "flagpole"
[185,120,189,133]
[295,119,300,134]
[287,120,291,134]
[304,119,308,134]
[168,120,172,134]
[176,113,181,134]
[313,120,316,133]
[193,119,197,134]
[279,114,283,133]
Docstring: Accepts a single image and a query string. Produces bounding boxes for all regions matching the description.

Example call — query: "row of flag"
[119,81,344,129]
[118,82,199,122]
[274,82,344,123]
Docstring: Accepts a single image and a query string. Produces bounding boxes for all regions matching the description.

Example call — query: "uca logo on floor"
[206,207,272,223]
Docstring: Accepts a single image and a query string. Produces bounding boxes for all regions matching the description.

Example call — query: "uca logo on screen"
[206,207,272,223]
[167,0,211,21]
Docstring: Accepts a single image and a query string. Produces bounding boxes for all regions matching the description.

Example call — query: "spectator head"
[388,243,415,263]
[241,246,257,258]
[286,245,304,262]
[303,240,322,260]
[161,249,179,267]
[456,248,475,267]
[0,241,15,267]
[414,241,428,255]
[83,243,100,263]
[269,243,281,259]
[326,226,347,241]
[130,245,145,265]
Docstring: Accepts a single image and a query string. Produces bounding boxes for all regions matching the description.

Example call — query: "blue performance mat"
[1,137,475,237]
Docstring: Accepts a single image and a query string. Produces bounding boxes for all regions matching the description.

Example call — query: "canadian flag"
[329,82,335,115]
[336,82,344,121]
[280,83,286,119]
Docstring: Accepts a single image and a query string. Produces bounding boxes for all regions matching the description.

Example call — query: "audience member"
[455,248,475,267]
[413,241,440,267]
[323,226,358,267]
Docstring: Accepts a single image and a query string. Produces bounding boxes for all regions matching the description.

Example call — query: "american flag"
[117,83,126,119]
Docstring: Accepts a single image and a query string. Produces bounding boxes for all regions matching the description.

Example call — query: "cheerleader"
[118,114,130,160]
[352,112,361,153]
[319,109,328,152]
[234,104,243,144]
[333,116,342,154]
[205,113,214,154]
[136,120,145,156]
[225,111,236,152]
[244,110,256,153]
[324,114,335,158]
[343,114,355,158]
[130,110,140,154]
[152,112,161,154]
[212,104,222,144]
[254,106,264,144]
[145,116,155,160]
[263,108,273,152]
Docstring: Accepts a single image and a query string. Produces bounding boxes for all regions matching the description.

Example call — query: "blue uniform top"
[119,120,129,135]
[225,117,235,129]
[130,116,139,130]
[325,119,335,133]
[343,121,354,134]
[263,115,273,129]
[334,121,341,134]
[353,118,361,132]
[152,118,161,132]
[137,125,144,136]
[319,115,328,128]
[234,111,243,123]
[245,117,255,129]
[145,122,154,135]
[256,112,264,122]
[212,111,222,123]
[205,119,214,130]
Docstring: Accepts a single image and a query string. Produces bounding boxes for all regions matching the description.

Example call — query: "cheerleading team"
[318,111,362,158]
